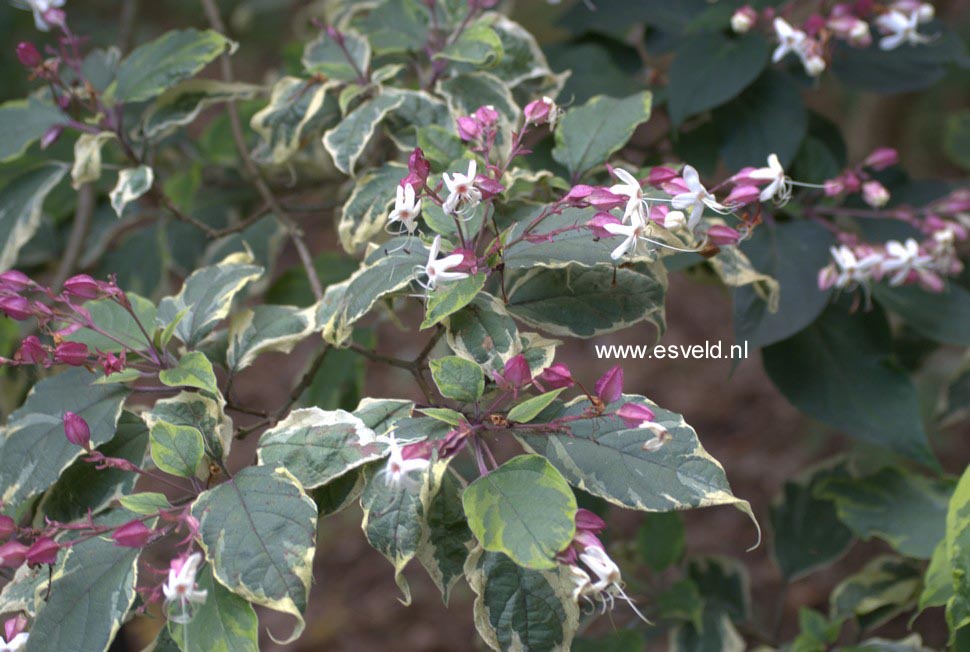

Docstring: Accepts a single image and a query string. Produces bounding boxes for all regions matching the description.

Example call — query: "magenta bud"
[0,541,28,569]
[0,270,32,292]
[3,615,27,643]
[649,203,670,224]
[706,224,742,246]
[524,97,554,125]
[474,105,499,127]
[475,175,505,200]
[25,537,59,566]
[824,179,844,197]
[62,274,102,299]
[573,529,605,551]
[408,147,431,181]
[647,166,679,188]
[54,341,89,366]
[63,411,91,449]
[16,42,42,68]
[0,296,33,321]
[502,354,532,388]
[99,350,126,376]
[575,508,606,533]
[588,188,627,211]
[538,363,574,390]
[16,336,48,366]
[862,181,889,208]
[724,184,762,207]
[112,520,154,548]
[587,212,622,238]
[863,147,899,171]
[456,116,481,141]
[595,365,624,403]
[0,515,15,540]
[564,184,594,205]
[616,402,656,428]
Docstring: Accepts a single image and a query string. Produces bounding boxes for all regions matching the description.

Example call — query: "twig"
[53,183,95,289]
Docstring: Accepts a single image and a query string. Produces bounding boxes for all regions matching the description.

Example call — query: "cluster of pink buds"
[823,147,898,207]
[456,105,500,145]
[523,96,559,127]
[0,514,60,575]
[0,615,29,652]
[556,509,649,621]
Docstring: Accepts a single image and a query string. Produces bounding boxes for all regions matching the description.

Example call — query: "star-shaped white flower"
[670,166,727,230]
[880,238,934,285]
[602,220,648,260]
[830,245,882,288]
[377,434,430,491]
[421,234,469,290]
[0,633,28,652]
[609,168,647,224]
[772,17,807,63]
[877,10,931,50]
[442,160,482,216]
[16,0,65,32]
[747,154,791,203]
[163,552,208,624]
[388,183,421,234]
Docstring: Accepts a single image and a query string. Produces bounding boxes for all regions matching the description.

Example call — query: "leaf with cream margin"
[71,132,115,189]
[323,93,405,176]
[109,165,154,217]
[227,304,316,373]
[0,162,67,272]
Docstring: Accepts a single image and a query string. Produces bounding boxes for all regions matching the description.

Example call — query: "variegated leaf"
[227,304,316,373]
[143,79,261,139]
[446,292,520,374]
[416,468,474,604]
[143,391,233,464]
[250,77,339,165]
[323,93,405,175]
[109,165,154,217]
[0,162,68,272]
[71,132,115,188]
[337,161,405,254]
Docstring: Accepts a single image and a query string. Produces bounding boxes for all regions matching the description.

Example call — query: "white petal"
[681,165,701,191]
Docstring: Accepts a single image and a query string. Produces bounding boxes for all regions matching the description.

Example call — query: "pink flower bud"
[707,225,742,246]
[524,97,554,124]
[731,6,757,33]
[564,184,594,205]
[456,116,481,141]
[824,179,844,196]
[0,541,28,568]
[0,296,33,321]
[595,365,624,403]
[16,336,48,366]
[43,8,66,29]
[475,175,505,200]
[99,350,126,376]
[588,188,627,211]
[862,181,889,208]
[54,341,89,366]
[648,204,670,225]
[26,537,59,566]
[0,515,15,540]
[724,184,762,207]
[803,14,826,36]
[112,520,154,548]
[62,274,102,299]
[841,171,861,193]
[575,508,606,533]
[573,529,605,551]
[917,269,945,292]
[587,212,622,238]
[16,42,42,68]
[0,270,32,292]
[408,147,431,181]
[647,167,679,188]
[63,411,91,449]
[474,105,499,127]
[502,354,532,389]
[450,247,479,273]
[617,402,656,428]
[863,147,899,171]
[4,615,26,643]
[538,363,574,389]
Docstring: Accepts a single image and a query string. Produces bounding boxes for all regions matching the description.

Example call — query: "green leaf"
[119,491,171,514]
[667,32,770,126]
[337,162,405,254]
[169,566,259,652]
[830,555,921,630]
[763,302,935,466]
[109,165,154,217]
[506,263,667,339]
[464,548,579,652]
[716,70,807,170]
[355,0,430,55]
[770,462,854,580]
[637,511,685,572]
[144,391,232,465]
[157,251,263,347]
[430,356,485,403]
[918,539,952,612]
[112,28,235,103]
[192,465,317,645]
[831,31,966,94]
[688,556,752,621]
[0,97,64,163]
[23,531,140,652]
[816,467,952,560]
[66,293,157,353]
[945,466,970,634]
[417,407,465,426]
[143,79,261,140]
[551,92,652,180]
[250,77,339,165]
[488,14,558,88]
[670,607,745,652]
[462,454,577,569]
[416,469,473,603]
[733,220,834,350]
[226,304,315,373]
[872,282,970,347]
[422,272,487,329]
[435,19,503,65]
[944,110,970,171]
[257,408,386,489]
[323,93,405,176]
[0,368,128,512]
[436,72,520,124]
[516,396,758,537]
[446,292,520,375]
[302,29,371,81]
[657,580,703,630]
[159,351,220,395]
[507,388,566,424]
[0,162,68,272]
[150,420,205,478]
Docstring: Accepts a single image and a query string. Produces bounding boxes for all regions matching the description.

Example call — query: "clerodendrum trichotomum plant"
[0,0,968,650]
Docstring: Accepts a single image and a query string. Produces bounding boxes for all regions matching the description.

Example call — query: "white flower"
[0,632,28,652]
[772,17,807,63]
[571,545,649,622]
[670,165,728,230]
[747,153,791,203]
[877,10,931,49]
[442,160,482,216]
[14,0,65,31]
[377,434,430,491]
[388,183,421,234]
[830,245,882,288]
[880,238,934,285]
[802,54,826,77]
[609,168,647,225]
[420,234,469,290]
[163,552,208,624]
[602,221,645,260]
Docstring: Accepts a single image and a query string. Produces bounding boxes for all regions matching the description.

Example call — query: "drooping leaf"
[0,162,68,272]
[109,165,154,217]
[416,468,473,604]
[437,72,520,124]
[462,454,577,569]
[192,466,317,645]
